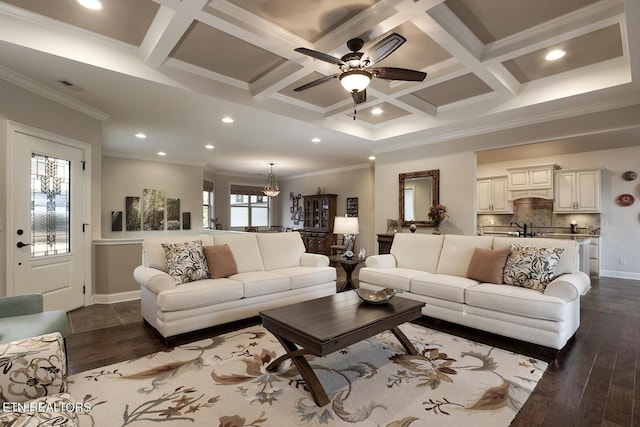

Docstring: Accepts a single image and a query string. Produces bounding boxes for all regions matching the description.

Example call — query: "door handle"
[16,241,31,248]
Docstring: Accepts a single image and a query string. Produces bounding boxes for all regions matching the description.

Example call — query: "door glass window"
[31,153,71,257]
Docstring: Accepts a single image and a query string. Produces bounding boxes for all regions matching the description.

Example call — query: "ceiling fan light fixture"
[263,163,281,197]
[339,70,371,93]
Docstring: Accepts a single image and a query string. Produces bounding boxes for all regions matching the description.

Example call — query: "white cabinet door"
[477,177,510,213]
[491,177,509,212]
[554,171,577,211]
[477,179,492,212]
[554,169,600,212]
[576,170,600,211]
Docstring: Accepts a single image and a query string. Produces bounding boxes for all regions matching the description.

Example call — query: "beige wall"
[0,80,102,296]
[277,165,375,258]
[101,156,204,238]
[375,147,477,246]
[94,242,141,296]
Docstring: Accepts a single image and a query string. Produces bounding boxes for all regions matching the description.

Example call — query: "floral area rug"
[68,323,547,426]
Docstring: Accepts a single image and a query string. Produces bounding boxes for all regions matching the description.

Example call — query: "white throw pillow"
[503,243,563,292]
[162,241,209,284]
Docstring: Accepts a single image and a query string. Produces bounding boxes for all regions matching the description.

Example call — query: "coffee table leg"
[390,326,419,355]
[267,334,330,407]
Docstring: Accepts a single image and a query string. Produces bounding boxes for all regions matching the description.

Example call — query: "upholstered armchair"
[0,294,68,345]
[0,333,80,426]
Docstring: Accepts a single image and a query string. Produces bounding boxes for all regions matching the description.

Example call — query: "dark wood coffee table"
[259,290,425,406]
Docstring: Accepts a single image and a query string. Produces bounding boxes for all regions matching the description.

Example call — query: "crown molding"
[0,66,109,122]
[102,151,206,167]
[284,162,372,180]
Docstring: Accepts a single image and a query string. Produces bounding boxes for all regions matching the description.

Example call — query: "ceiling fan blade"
[362,33,406,65]
[293,73,338,92]
[294,47,346,66]
[371,67,427,82]
[351,89,367,104]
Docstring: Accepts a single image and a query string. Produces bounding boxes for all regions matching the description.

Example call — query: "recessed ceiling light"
[77,0,103,10]
[205,144,214,149]
[157,151,166,156]
[545,49,565,61]
[312,138,321,143]
[371,107,383,115]
[222,117,234,123]
[135,133,147,139]
[368,155,376,160]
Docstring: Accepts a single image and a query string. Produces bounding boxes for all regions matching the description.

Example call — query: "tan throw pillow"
[466,247,510,284]
[203,244,239,279]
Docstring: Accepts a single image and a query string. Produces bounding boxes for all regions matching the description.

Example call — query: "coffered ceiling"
[0,0,639,177]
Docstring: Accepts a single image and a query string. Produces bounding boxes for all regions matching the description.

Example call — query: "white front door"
[8,126,87,311]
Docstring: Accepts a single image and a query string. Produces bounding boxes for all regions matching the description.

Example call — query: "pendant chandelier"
[263,163,281,197]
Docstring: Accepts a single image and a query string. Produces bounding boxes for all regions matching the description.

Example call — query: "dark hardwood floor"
[66,271,640,426]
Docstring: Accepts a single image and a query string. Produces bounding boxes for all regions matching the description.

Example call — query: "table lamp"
[334,216,359,258]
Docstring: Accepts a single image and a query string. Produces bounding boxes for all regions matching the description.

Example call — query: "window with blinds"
[230,185,269,228]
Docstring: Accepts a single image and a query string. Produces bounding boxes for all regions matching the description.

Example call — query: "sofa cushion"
[162,241,210,284]
[358,267,428,291]
[271,266,336,289]
[466,247,510,284]
[230,271,290,298]
[465,283,568,321]
[256,232,306,270]
[0,311,68,345]
[390,234,444,272]
[214,234,264,273]
[203,244,238,279]
[157,279,243,312]
[143,236,215,271]
[411,273,480,303]
[493,237,577,276]
[436,235,494,276]
[503,243,563,292]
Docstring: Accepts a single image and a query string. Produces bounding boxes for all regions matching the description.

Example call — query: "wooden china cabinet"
[301,194,337,255]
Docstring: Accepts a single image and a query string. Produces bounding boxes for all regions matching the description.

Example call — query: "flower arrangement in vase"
[427,204,448,234]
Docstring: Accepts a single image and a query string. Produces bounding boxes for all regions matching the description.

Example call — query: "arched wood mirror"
[399,169,440,227]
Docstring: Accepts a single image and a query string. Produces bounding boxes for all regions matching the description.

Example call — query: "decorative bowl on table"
[355,288,401,304]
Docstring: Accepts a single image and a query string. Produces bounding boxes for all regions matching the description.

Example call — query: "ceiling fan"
[293,33,427,105]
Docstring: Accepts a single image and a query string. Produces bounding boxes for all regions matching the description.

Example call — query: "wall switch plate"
[619,258,626,265]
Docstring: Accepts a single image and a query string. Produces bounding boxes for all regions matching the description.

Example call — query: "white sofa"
[359,234,591,349]
[134,232,336,342]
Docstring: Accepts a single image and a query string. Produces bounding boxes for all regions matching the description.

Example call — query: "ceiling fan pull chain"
[353,104,356,120]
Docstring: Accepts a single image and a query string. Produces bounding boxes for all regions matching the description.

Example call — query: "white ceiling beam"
[142,0,210,69]
[482,0,624,63]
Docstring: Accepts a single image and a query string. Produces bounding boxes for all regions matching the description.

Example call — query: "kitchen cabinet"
[507,164,559,200]
[477,176,511,213]
[301,194,337,255]
[554,169,601,212]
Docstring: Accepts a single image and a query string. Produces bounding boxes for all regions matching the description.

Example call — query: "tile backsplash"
[478,197,600,235]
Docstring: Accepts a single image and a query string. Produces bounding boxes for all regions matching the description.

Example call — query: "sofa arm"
[544,272,590,301]
[133,266,178,294]
[0,294,43,318]
[0,332,67,403]
[300,253,330,267]
[365,254,397,269]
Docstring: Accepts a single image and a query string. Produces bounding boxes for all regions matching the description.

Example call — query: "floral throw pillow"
[162,241,210,284]
[503,243,564,292]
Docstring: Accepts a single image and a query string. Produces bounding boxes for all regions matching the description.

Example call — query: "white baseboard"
[92,290,141,304]
[600,270,640,280]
